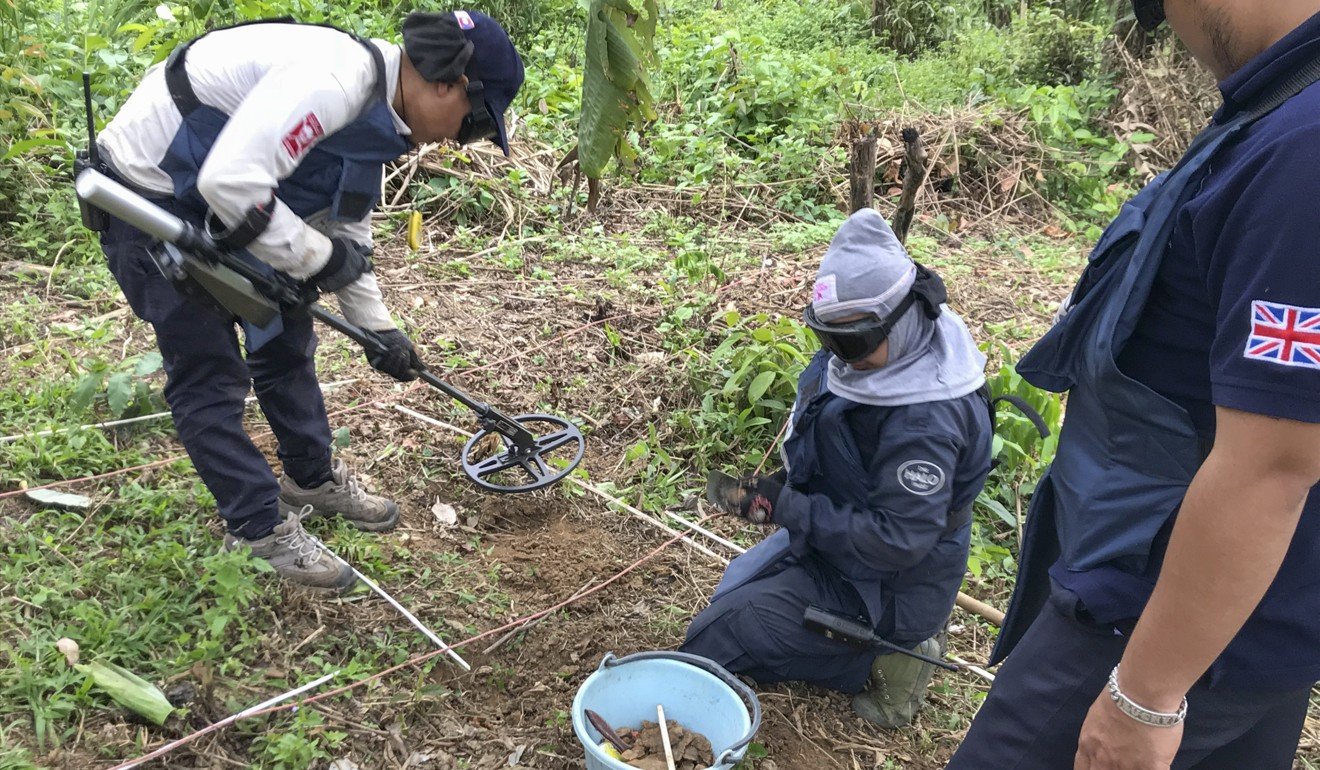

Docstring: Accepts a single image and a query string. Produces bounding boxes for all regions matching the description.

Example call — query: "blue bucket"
[571,651,761,770]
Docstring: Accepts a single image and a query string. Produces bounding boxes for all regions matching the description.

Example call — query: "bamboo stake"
[113,671,339,770]
[955,593,1005,627]
[657,704,677,770]
[569,478,730,566]
[320,539,471,671]
[0,379,356,444]
[948,655,996,683]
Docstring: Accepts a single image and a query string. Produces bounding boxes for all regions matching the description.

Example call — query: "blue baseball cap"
[402,10,524,154]
[457,10,524,154]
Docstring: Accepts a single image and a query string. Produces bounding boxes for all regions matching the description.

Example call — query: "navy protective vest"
[993,59,1320,664]
[158,20,410,223]
[781,353,976,643]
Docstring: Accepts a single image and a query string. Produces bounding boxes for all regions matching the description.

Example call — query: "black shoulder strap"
[1242,53,1320,124]
[991,394,1051,439]
[980,383,1051,471]
[165,18,388,117]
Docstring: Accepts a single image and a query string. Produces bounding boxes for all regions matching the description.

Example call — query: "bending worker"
[92,11,523,592]
[682,208,993,728]
[948,1,1320,767]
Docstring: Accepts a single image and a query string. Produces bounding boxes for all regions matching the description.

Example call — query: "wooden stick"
[569,478,731,566]
[847,131,878,213]
[955,592,1005,627]
[656,704,677,770]
[891,126,928,244]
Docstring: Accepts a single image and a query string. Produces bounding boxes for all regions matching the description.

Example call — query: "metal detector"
[76,170,584,493]
[804,606,961,671]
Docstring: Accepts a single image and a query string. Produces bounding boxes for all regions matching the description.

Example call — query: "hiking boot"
[278,458,399,532]
[223,510,357,594]
[852,637,943,729]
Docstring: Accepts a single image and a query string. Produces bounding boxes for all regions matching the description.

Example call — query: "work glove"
[733,472,786,525]
[312,238,373,293]
[367,329,421,382]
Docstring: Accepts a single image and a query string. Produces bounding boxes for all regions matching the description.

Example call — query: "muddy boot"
[851,637,942,729]
[224,511,357,595]
[278,458,399,532]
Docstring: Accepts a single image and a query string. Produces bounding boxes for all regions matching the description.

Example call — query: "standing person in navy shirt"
[94,11,524,593]
[948,1,1320,768]
[683,209,993,728]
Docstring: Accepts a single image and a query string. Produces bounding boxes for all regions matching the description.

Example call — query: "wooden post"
[890,126,927,245]
[847,131,878,214]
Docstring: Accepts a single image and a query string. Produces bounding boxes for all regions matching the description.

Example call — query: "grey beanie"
[811,208,916,323]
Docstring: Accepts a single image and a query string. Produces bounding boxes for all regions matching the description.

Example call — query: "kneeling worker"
[682,208,993,727]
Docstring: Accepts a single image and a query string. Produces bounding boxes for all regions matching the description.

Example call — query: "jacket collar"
[1216,10,1320,122]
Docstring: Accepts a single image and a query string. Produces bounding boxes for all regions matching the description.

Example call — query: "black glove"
[312,238,372,293]
[367,329,421,382]
[736,473,785,525]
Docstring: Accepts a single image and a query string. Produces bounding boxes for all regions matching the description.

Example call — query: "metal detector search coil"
[76,169,586,494]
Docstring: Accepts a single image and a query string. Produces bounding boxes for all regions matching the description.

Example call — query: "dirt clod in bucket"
[615,719,714,770]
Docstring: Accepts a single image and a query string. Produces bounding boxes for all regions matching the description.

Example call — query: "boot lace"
[275,506,327,564]
[342,471,367,503]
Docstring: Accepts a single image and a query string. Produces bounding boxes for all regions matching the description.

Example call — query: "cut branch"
[891,126,928,244]
[847,130,878,214]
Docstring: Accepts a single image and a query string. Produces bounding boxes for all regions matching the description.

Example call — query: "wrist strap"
[1107,665,1187,728]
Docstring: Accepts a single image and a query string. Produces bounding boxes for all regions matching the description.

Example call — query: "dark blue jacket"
[997,13,1320,690]
[770,351,992,644]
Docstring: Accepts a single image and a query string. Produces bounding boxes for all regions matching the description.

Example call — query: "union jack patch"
[1244,300,1320,370]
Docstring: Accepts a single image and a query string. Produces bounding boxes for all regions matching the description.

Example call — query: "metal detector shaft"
[302,305,537,450]
[77,169,544,454]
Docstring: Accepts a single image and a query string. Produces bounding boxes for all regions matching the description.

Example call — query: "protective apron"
[156,20,410,349]
[993,60,1320,667]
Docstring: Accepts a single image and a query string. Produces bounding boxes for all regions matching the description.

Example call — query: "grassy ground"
[2,0,1318,767]
[4,163,1317,767]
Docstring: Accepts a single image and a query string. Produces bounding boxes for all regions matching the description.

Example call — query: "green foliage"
[1006,80,1142,224]
[870,0,960,58]
[578,0,659,178]
[1013,8,1106,86]
[71,351,164,419]
[683,311,816,465]
[967,347,1063,581]
[249,707,347,769]
[0,486,276,749]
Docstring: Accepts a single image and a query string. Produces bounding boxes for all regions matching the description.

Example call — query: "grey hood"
[811,208,986,407]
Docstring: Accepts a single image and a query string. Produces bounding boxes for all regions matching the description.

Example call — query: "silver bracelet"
[1107,665,1188,728]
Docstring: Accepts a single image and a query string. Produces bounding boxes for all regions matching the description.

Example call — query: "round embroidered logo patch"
[897,460,947,496]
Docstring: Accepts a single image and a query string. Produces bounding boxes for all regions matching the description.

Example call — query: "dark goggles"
[804,293,916,364]
[1132,0,1164,32]
[455,80,499,145]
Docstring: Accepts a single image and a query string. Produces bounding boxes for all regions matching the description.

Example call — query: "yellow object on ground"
[407,211,423,251]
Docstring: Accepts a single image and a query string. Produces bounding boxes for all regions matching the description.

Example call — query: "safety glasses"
[1132,0,1164,32]
[455,80,499,145]
[803,294,915,364]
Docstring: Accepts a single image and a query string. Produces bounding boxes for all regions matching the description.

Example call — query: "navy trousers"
[946,586,1310,769]
[681,555,902,694]
[99,190,333,539]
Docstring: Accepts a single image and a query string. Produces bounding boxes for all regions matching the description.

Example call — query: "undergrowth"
[0,0,1225,766]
